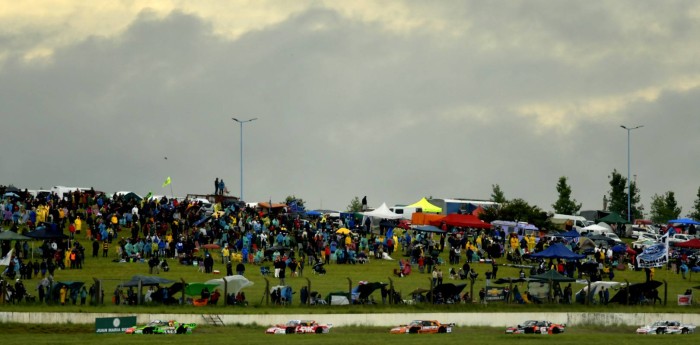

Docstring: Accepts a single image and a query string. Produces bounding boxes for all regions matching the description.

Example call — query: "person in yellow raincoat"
[60,285,68,305]
[74,216,82,235]
[509,234,519,253]
[526,234,536,253]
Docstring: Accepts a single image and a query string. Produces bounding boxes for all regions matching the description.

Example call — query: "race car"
[125,320,196,334]
[636,320,696,334]
[390,320,454,334]
[505,320,565,334]
[265,320,333,334]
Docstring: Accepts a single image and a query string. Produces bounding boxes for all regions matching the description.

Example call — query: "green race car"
[125,320,196,334]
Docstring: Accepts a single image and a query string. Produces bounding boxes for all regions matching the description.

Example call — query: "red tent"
[430,214,491,229]
[675,238,700,249]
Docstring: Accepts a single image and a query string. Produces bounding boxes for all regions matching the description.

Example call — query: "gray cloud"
[1,5,700,216]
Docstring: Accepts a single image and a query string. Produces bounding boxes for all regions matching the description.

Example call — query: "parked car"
[505,320,565,334]
[602,232,624,244]
[638,232,661,242]
[636,320,695,334]
[390,320,454,334]
[668,234,695,245]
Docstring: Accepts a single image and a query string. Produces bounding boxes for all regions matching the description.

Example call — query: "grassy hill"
[3,229,698,314]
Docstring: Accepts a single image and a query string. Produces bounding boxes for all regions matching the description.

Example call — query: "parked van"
[51,186,90,200]
[389,206,422,220]
[550,214,588,230]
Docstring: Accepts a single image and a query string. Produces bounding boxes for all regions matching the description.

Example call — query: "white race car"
[636,320,695,335]
[265,320,332,334]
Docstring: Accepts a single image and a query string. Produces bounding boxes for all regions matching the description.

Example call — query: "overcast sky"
[2,1,700,215]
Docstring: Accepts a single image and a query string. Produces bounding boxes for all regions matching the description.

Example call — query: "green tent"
[0,230,31,241]
[530,270,576,282]
[185,283,220,296]
[597,212,630,224]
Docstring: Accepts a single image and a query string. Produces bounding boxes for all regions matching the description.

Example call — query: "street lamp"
[232,117,257,200]
[620,125,643,222]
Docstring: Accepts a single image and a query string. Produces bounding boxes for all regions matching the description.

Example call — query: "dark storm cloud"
[1,5,699,214]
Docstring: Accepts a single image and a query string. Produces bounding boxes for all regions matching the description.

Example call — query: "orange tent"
[411,213,444,226]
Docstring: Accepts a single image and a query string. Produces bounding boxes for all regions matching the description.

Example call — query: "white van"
[389,206,422,220]
[550,214,588,230]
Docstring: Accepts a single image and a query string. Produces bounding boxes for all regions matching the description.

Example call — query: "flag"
[0,249,12,266]
[162,176,171,188]
[144,191,153,200]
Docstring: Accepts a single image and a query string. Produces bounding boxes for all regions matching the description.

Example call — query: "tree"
[607,169,643,220]
[490,184,507,203]
[551,176,582,215]
[607,169,627,215]
[629,181,643,220]
[284,195,306,213]
[689,186,700,220]
[347,196,363,212]
[650,191,682,223]
[479,198,553,230]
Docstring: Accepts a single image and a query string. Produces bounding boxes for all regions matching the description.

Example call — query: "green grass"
[5,229,700,314]
[1,323,699,345]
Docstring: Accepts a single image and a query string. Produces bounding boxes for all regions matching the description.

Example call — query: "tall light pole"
[232,117,257,200]
[620,125,643,222]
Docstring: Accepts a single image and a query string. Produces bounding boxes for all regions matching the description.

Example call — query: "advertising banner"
[95,316,136,333]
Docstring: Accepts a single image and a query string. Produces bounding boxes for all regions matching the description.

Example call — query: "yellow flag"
[162,176,171,187]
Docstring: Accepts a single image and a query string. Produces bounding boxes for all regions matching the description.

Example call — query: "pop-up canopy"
[406,198,442,213]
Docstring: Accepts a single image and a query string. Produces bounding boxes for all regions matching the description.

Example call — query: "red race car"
[505,320,565,334]
[265,320,332,334]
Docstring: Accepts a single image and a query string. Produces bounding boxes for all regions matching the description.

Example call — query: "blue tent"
[305,210,322,217]
[529,243,585,260]
[25,224,68,239]
[557,230,580,238]
[668,218,700,225]
[411,225,444,233]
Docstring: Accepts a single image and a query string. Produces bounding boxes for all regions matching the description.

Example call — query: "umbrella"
[201,243,221,250]
[336,228,352,235]
[611,244,628,253]
[432,283,467,296]
[2,192,20,198]
[193,216,211,227]
[609,280,662,304]
[305,210,322,217]
[354,282,387,299]
[264,246,289,259]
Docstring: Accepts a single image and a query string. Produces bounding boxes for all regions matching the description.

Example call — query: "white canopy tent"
[362,203,402,220]
[205,275,254,297]
[581,224,610,232]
